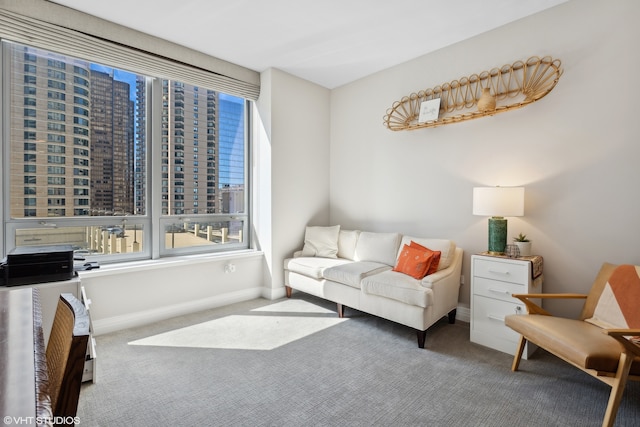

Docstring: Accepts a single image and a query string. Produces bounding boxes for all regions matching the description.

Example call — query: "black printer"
[0,244,74,286]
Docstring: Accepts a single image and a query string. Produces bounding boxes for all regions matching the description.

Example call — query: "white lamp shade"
[473,187,525,217]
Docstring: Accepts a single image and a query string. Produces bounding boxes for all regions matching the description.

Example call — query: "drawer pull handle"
[488,288,510,295]
[488,268,510,275]
[487,314,505,322]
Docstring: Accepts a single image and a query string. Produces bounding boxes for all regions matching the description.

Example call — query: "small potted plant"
[513,233,532,257]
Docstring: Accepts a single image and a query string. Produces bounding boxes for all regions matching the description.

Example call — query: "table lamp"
[473,186,524,254]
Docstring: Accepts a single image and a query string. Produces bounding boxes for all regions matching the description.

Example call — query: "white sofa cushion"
[398,236,456,271]
[284,256,351,279]
[361,270,433,308]
[301,225,340,258]
[355,232,402,266]
[337,229,360,260]
[323,261,391,289]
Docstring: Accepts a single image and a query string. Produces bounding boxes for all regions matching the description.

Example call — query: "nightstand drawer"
[473,276,527,303]
[473,258,528,285]
[472,295,524,342]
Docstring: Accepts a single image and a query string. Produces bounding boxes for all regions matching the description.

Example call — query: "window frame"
[1,40,252,263]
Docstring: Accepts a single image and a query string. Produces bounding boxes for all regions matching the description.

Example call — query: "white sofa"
[284,227,463,348]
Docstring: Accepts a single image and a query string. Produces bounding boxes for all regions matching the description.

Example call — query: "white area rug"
[128,298,347,350]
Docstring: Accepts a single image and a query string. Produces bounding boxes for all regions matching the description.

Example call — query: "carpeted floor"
[77,294,640,426]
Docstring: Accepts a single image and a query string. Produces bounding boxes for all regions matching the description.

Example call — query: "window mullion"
[150,78,163,259]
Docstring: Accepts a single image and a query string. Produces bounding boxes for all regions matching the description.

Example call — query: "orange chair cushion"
[586,264,640,331]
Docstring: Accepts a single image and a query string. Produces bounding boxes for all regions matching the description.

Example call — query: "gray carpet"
[77,294,640,426]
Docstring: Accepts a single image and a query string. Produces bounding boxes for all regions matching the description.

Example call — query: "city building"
[8,43,93,218]
[161,81,219,215]
[89,69,134,216]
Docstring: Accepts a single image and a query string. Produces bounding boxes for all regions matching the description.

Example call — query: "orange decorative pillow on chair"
[586,265,640,339]
[409,241,441,275]
[393,243,434,279]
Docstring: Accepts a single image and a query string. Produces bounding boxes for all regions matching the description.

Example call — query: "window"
[47,101,65,111]
[48,91,65,100]
[48,134,66,143]
[47,79,65,90]
[2,40,250,262]
[47,155,65,164]
[47,112,65,121]
[48,177,65,185]
[48,145,65,154]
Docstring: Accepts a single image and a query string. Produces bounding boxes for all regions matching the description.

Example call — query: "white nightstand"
[470,253,543,358]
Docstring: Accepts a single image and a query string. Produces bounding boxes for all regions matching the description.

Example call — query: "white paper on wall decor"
[418,98,441,123]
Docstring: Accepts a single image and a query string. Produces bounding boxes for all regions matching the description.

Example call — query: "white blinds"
[0,8,260,100]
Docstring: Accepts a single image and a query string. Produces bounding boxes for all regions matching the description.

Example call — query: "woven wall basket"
[383,56,563,131]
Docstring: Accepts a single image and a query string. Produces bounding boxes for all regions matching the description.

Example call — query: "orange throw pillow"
[393,243,434,279]
[409,241,441,276]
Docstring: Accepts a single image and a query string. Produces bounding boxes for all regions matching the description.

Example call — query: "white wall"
[257,69,331,296]
[328,0,640,317]
[80,252,264,335]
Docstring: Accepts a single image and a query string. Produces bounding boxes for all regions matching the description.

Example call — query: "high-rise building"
[9,43,92,218]
[90,70,135,216]
[161,80,219,215]
[9,42,137,219]
[134,77,147,216]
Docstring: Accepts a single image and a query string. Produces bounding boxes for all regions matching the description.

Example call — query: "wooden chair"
[505,263,640,427]
[46,293,90,425]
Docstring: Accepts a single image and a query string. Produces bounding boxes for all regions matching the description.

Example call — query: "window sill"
[76,249,263,278]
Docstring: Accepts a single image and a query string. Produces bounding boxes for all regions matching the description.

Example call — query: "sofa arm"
[421,267,455,288]
[420,247,463,288]
[418,248,463,321]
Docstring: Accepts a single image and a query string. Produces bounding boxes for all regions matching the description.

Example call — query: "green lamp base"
[488,216,507,254]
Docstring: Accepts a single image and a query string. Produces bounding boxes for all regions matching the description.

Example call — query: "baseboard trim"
[456,305,471,323]
[93,287,263,336]
[262,286,288,300]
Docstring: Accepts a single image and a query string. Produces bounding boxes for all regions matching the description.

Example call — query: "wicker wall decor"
[383,56,563,131]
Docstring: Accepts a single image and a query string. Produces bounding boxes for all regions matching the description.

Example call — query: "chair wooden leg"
[511,335,527,372]
[285,286,292,298]
[602,351,634,427]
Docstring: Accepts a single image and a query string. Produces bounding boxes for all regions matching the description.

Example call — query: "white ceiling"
[48,0,568,89]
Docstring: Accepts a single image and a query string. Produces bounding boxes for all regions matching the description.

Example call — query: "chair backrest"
[579,262,618,321]
[45,293,90,420]
[582,264,640,332]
